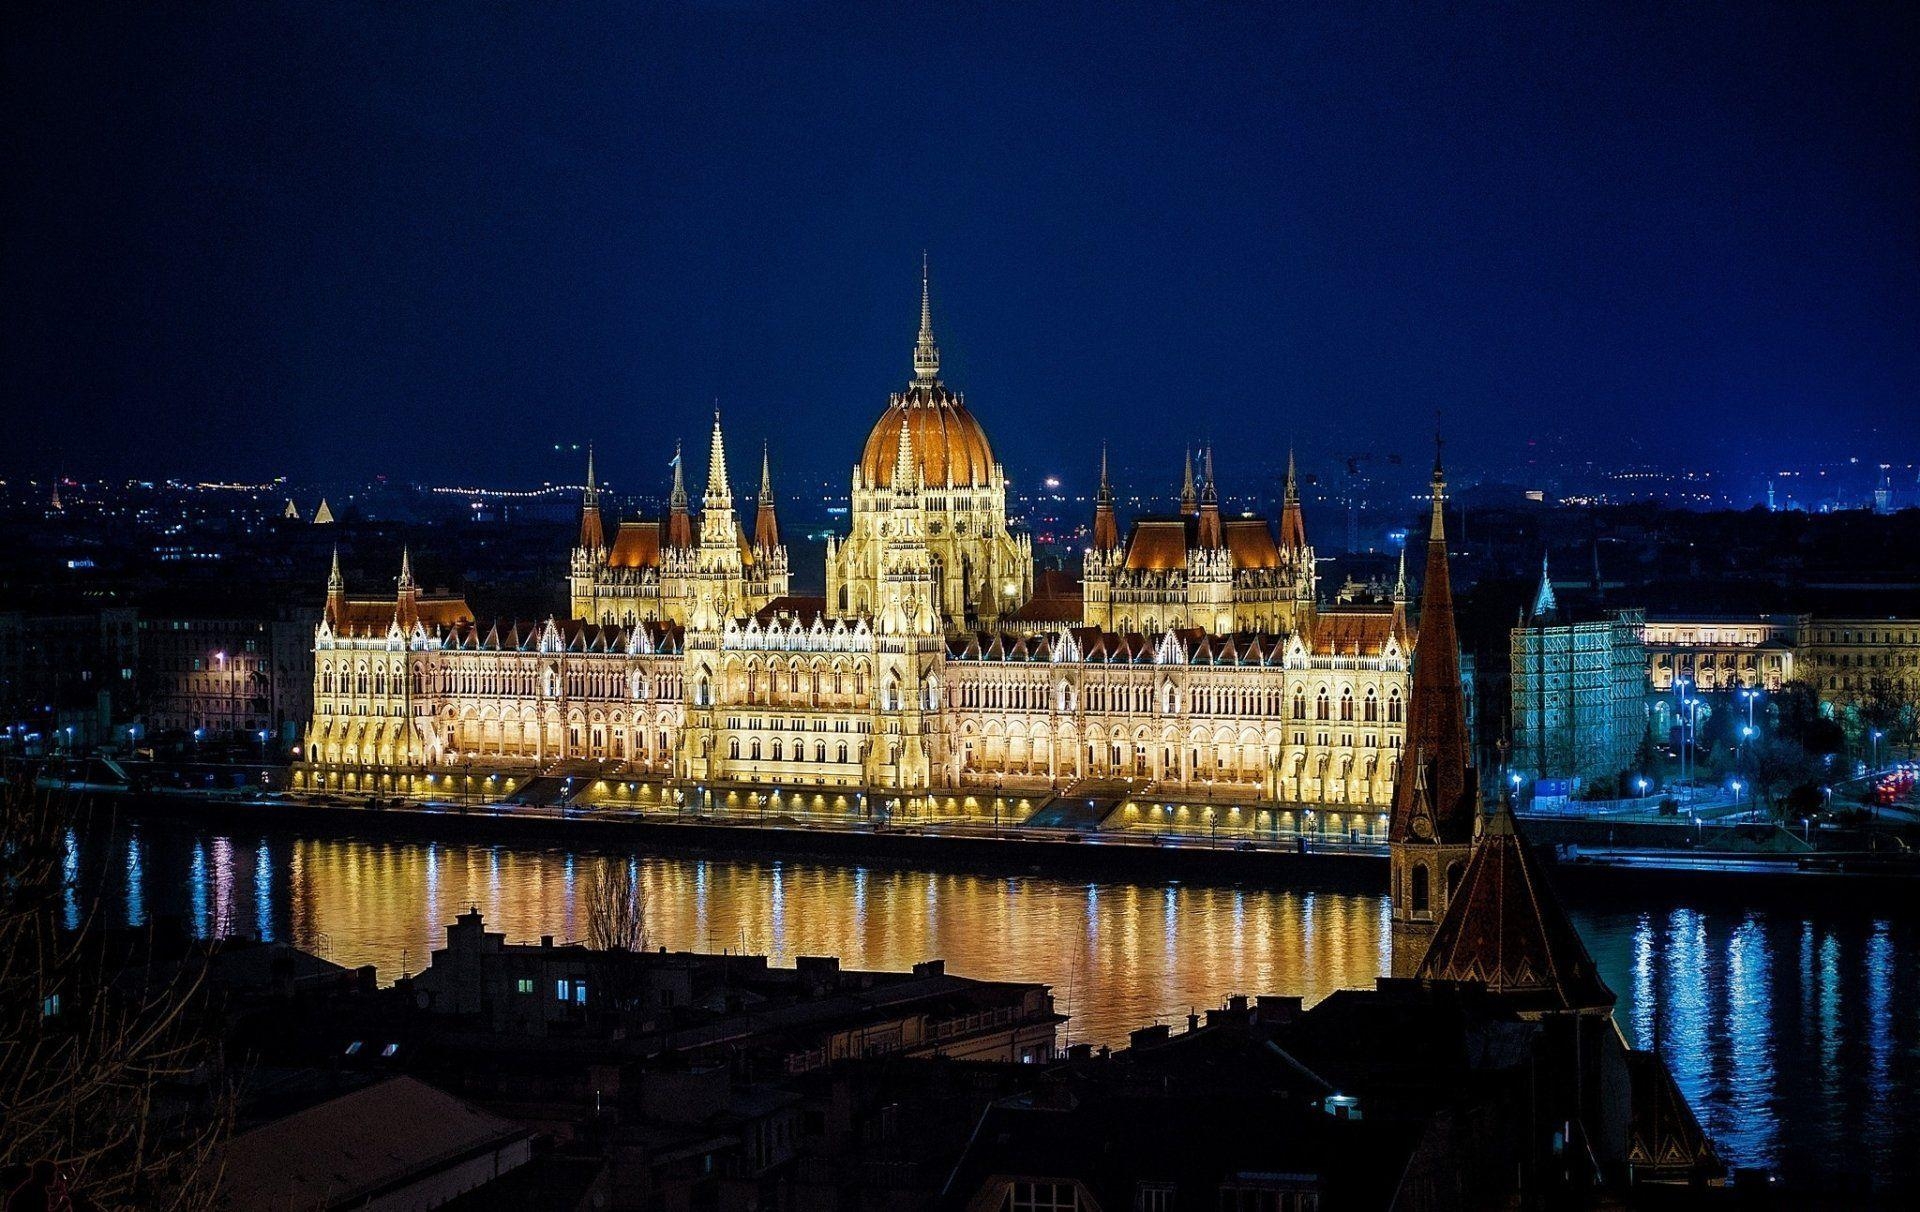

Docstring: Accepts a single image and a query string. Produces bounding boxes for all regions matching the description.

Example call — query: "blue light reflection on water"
[59,821,1920,1191]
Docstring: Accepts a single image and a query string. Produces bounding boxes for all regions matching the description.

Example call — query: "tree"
[0,781,230,1209]
[584,859,650,1016]
[585,859,649,954]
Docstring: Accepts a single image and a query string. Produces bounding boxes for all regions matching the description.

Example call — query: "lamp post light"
[1871,729,1884,773]
[1635,776,1650,800]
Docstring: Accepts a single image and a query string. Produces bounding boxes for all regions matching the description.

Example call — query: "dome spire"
[913,252,940,382]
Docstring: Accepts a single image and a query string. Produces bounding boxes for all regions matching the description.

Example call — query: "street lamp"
[1871,729,1884,773]
[1635,776,1649,799]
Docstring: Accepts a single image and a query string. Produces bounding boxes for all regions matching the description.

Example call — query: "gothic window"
[837,742,848,763]
[1315,688,1330,721]
[1410,865,1430,914]
[1363,687,1378,722]
[1387,688,1402,724]
[815,740,827,762]
[771,739,782,761]
[1292,689,1306,720]
[1340,688,1353,721]
[729,738,740,760]
[1446,861,1465,899]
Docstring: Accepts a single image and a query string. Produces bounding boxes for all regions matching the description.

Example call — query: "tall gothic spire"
[1393,544,1408,603]
[1389,442,1477,849]
[913,253,940,382]
[578,444,606,550]
[755,443,781,551]
[705,409,732,505]
[1091,443,1119,552]
[328,545,345,593]
[1179,448,1197,516]
[397,545,415,592]
[1279,447,1308,551]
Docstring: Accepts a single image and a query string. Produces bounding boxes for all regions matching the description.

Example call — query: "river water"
[67,817,1919,1192]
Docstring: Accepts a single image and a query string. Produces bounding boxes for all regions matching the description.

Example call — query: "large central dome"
[857,262,997,491]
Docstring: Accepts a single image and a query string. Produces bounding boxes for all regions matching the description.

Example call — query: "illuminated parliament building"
[300,267,1440,837]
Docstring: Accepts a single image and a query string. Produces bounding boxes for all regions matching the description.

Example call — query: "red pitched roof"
[1415,809,1615,1012]
[1389,477,1477,847]
[607,521,663,569]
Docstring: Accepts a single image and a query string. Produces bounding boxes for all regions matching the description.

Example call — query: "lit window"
[516,978,534,995]
[344,1040,363,1056]
[41,993,61,1018]
[574,981,588,1005]
[380,1043,399,1057]
[556,979,571,1001]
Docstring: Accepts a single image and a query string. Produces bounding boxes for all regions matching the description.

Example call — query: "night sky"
[4,3,1915,491]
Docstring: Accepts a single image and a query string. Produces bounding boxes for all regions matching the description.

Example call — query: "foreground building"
[300,266,1416,831]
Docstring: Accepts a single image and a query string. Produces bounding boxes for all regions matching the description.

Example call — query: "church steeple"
[912,253,940,383]
[755,443,781,551]
[1091,443,1119,552]
[578,445,605,551]
[395,546,419,630]
[1179,448,1198,516]
[1279,448,1308,551]
[1391,445,1476,848]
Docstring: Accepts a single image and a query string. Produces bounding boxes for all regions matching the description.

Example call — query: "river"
[66,816,1919,1192]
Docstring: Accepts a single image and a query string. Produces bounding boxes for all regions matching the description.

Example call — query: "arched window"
[1411,865,1430,914]
[770,739,782,761]
[1364,687,1378,722]
[1387,689,1402,724]
[1339,688,1353,721]
[1292,689,1307,720]
[750,739,762,760]
[1446,861,1465,899]
[728,738,740,759]
[1315,688,1331,721]
[836,742,848,763]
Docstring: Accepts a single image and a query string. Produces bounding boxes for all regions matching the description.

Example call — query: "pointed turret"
[313,498,335,525]
[1196,444,1223,549]
[667,441,693,549]
[1179,448,1198,516]
[913,252,940,382]
[893,414,920,494]
[1091,444,1119,552]
[325,545,347,626]
[578,445,606,551]
[755,443,781,551]
[1279,449,1308,551]
[395,546,419,629]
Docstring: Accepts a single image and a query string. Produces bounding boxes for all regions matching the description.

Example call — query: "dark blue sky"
[4,2,1915,493]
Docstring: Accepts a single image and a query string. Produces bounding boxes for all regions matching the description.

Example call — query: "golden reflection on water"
[272,836,1388,1046]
